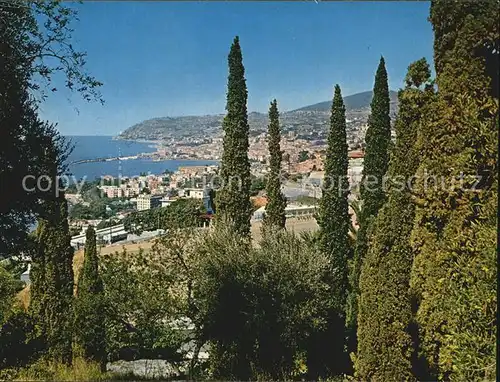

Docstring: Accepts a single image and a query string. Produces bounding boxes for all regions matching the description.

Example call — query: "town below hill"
[116,90,399,144]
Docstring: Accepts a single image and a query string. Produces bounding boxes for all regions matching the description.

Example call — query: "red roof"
[348,150,364,159]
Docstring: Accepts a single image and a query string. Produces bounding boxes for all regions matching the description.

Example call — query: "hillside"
[293,90,399,112]
[117,90,399,141]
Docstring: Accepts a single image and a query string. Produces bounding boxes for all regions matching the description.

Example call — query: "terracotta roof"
[348,150,364,159]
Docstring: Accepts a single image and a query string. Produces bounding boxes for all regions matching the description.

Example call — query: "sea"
[65,136,217,181]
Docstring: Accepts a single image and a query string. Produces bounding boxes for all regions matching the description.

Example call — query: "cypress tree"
[262,99,286,231]
[74,226,106,369]
[346,57,391,348]
[215,36,252,237]
[317,84,350,311]
[410,1,498,380]
[31,193,74,365]
[355,59,434,381]
[308,85,351,377]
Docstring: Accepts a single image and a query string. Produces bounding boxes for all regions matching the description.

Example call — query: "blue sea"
[65,136,217,181]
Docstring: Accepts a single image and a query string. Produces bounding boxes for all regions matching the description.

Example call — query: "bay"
[65,136,217,181]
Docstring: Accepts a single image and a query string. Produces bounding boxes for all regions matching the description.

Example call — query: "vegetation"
[74,226,106,369]
[0,0,102,259]
[0,3,497,381]
[192,224,334,380]
[263,100,287,231]
[100,246,187,365]
[314,84,351,374]
[30,195,74,365]
[297,150,310,162]
[123,198,207,235]
[250,176,266,196]
[355,59,434,381]
[408,1,498,380]
[347,56,392,349]
[215,36,252,237]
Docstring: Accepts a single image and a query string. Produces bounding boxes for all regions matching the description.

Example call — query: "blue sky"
[39,1,434,136]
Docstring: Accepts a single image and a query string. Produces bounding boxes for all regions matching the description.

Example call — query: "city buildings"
[136,194,162,211]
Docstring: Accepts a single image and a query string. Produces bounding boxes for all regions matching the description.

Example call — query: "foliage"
[14,357,109,381]
[313,85,351,375]
[317,84,350,309]
[0,308,42,370]
[123,198,207,235]
[0,266,20,324]
[250,176,266,197]
[262,99,286,231]
[409,1,498,380]
[215,36,252,237]
[96,219,121,230]
[100,234,194,364]
[298,150,310,163]
[74,226,106,369]
[1,0,103,103]
[355,59,434,381]
[0,0,101,258]
[0,4,71,258]
[191,223,334,380]
[30,195,74,365]
[347,56,391,348]
[295,195,319,205]
[69,202,107,220]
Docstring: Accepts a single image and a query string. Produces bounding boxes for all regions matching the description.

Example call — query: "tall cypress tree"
[346,57,391,350]
[355,59,434,381]
[31,193,74,365]
[74,226,106,369]
[410,1,498,380]
[262,99,286,231]
[215,36,252,237]
[309,85,351,377]
[317,84,350,311]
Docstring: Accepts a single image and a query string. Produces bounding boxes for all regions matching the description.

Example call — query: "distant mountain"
[117,90,399,141]
[292,90,399,112]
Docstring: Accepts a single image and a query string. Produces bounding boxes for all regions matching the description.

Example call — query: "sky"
[38,1,435,136]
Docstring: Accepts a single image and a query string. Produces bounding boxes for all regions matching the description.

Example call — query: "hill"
[293,90,399,112]
[116,90,399,141]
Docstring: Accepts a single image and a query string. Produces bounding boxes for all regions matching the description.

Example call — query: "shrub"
[191,222,334,380]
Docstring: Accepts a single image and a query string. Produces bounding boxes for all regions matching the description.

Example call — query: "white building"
[136,194,162,211]
[161,196,174,208]
[179,188,208,200]
[252,204,317,221]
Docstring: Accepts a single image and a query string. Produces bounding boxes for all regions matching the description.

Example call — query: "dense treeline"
[0,0,497,380]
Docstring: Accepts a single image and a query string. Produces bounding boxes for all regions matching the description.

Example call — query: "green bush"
[191,222,334,380]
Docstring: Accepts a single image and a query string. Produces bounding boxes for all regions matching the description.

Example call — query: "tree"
[298,150,310,163]
[100,239,191,365]
[0,0,103,103]
[123,199,207,235]
[192,223,334,380]
[74,226,106,370]
[308,85,350,377]
[0,0,101,259]
[347,57,391,349]
[250,176,266,197]
[0,266,20,324]
[317,85,350,306]
[409,1,498,380]
[215,36,252,237]
[355,59,434,381]
[283,152,291,173]
[262,99,286,231]
[30,193,74,365]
